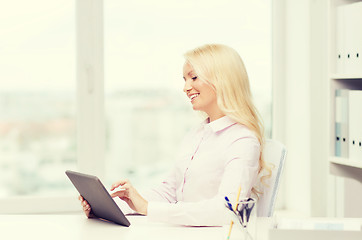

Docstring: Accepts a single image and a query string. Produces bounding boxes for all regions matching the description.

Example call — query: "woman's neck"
[208,112,225,122]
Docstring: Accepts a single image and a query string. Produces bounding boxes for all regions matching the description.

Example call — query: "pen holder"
[227,198,257,240]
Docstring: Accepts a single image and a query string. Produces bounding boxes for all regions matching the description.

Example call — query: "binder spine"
[335,92,342,157]
[335,89,349,158]
[348,90,362,161]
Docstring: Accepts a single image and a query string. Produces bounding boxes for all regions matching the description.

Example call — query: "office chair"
[256,139,287,217]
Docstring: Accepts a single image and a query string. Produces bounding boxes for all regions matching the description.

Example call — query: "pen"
[226,185,241,240]
[224,196,233,211]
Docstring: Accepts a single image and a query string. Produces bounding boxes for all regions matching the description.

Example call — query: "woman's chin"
[192,104,199,111]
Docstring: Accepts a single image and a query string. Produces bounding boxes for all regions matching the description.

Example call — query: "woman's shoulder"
[182,116,259,144]
[205,116,260,148]
[223,121,258,142]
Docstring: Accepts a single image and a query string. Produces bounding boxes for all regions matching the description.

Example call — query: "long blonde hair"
[184,44,271,196]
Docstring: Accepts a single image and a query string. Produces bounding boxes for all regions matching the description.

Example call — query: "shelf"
[330,74,362,80]
[330,157,362,168]
[329,157,362,183]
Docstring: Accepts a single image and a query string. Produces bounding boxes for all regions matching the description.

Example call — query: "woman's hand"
[78,195,95,218]
[110,179,148,215]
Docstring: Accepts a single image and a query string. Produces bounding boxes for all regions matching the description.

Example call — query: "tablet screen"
[65,170,130,227]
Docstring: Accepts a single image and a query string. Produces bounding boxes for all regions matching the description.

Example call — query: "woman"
[79,44,270,226]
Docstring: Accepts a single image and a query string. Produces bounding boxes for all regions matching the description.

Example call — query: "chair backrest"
[256,139,287,217]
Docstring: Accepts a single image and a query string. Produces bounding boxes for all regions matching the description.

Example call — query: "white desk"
[0,214,272,240]
[2,214,361,240]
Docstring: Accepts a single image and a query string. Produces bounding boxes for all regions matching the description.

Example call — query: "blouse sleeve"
[146,137,260,226]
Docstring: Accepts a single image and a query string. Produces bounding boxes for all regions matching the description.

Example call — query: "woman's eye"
[192,76,197,80]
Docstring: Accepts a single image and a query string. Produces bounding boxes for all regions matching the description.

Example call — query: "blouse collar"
[203,116,237,133]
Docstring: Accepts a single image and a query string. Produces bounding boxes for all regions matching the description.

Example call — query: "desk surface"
[0,214,272,240]
[1,214,361,240]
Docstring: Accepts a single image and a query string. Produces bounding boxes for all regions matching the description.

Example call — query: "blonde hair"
[184,44,271,196]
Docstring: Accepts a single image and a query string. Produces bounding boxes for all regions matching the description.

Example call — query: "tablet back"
[65,170,130,227]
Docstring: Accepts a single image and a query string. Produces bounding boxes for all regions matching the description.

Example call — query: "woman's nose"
[183,79,192,93]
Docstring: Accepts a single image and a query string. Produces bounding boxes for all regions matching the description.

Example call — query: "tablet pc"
[65,170,130,227]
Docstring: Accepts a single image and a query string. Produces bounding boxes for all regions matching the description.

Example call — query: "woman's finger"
[110,190,128,199]
[111,179,127,189]
[78,195,93,218]
[110,179,129,191]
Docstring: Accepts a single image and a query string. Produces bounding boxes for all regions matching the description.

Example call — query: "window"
[0,0,272,213]
[0,1,76,198]
[103,0,272,191]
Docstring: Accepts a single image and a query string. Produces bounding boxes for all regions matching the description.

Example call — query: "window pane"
[104,0,271,190]
[0,1,76,197]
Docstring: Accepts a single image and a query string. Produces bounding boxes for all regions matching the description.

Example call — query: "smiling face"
[183,62,224,121]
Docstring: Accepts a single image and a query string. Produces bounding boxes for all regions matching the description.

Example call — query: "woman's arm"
[147,137,260,226]
[109,167,179,215]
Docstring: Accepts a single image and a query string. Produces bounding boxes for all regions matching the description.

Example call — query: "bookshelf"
[330,157,362,169]
[328,0,362,183]
[330,157,362,181]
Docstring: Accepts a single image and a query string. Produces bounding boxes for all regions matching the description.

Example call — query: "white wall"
[273,0,328,216]
[284,0,313,216]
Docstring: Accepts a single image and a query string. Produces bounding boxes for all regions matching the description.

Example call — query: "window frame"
[0,0,278,214]
[0,0,104,214]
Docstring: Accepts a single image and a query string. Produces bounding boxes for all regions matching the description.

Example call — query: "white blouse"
[144,116,261,226]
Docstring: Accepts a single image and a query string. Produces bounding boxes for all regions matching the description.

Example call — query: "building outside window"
[0,0,272,212]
